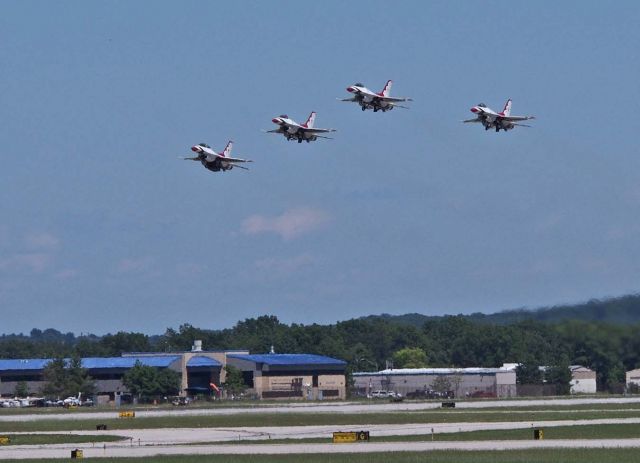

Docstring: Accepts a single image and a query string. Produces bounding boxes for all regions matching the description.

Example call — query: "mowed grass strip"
[0,448,638,463]
[1,409,640,432]
[218,422,640,445]
[0,433,125,445]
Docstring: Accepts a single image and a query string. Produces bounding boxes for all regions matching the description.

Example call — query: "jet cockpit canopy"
[278,114,288,119]
[477,103,487,108]
[354,82,364,87]
[198,143,211,148]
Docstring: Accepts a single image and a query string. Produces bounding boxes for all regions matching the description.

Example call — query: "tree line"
[2,313,640,391]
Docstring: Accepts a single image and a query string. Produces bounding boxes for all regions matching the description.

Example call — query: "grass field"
[1,408,639,432]
[1,449,640,463]
[0,433,125,445]
[217,422,640,445]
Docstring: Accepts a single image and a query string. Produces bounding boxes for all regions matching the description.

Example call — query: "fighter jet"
[266,112,336,143]
[463,99,535,132]
[340,80,412,112]
[183,141,252,172]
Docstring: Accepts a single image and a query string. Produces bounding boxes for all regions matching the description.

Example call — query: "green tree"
[223,365,246,396]
[123,361,180,401]
[515,362,543,384]
[42,356,94,399]
[14,381,28,397]
[392,347,428,368]
[100,332,151,356]
[431,375,452,393]
[545,363,572,395]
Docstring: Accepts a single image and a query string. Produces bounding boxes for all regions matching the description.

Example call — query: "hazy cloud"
[24,232,59,250]
[0,253,51,273]
[242,207,331,240]
[0,226,9,248]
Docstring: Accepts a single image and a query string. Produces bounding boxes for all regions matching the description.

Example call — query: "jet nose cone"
[272,118,281,124]
[470,107,479,113]
[346,87,354,93]
[191,146,199,152]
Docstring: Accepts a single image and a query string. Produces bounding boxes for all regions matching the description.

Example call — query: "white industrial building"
[626,369,640,389]
[353,367,517,398]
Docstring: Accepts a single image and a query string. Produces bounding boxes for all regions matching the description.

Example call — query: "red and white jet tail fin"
[500,99,512,117]
[303,111,316,128]
[221,140,233,157]
[379,80,393,97]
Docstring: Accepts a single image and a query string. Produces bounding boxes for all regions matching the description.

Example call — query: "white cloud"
[241,207,330,240]
[0,253,51,273]
[24,232,60,250]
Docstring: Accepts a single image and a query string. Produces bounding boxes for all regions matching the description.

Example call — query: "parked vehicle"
[369,390,402,399]
[406,389,454,400]
[171,396,191,406]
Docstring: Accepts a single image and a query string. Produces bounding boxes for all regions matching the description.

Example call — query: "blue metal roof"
[0,358,52,371]
[187,356,222,367]
[81,356,180,369]
[227,353,346,366]
[0,356,180,372]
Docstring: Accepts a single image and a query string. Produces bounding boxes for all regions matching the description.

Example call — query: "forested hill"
[2,295,640,389]
[362,294,640,326]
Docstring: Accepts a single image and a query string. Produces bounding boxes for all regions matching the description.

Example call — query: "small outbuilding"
[569,365,597,394]
[626,369,640,389]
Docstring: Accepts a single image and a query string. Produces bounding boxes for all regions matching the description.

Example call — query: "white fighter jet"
[340,80,412,112]
[266,112,336,143]
[463,99,535,132]
[183,141,252,172]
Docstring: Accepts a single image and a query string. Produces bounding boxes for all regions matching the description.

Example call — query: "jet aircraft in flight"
[340,80,412,112]
[463,99,535,132]
[266,112,335,143]
[183,141,252,172]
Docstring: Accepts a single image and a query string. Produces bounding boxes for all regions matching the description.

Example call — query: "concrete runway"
[2,417,640,459]
[2,438,640,459]
[5,417,640,444]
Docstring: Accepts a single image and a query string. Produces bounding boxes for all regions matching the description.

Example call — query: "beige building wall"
[250,373,345,400]
[626,369,640,386]
[318,373,346,399]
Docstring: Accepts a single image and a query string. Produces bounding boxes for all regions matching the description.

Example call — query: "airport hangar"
[0,341,347,401]
[353,364,597,398]
[353,367,517,398]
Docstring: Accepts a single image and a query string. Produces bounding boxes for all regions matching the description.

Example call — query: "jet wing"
[499,115,535,122]
[378,96,412,103]
[220,156,252,163]
[299,127,336,133]
[462,118,481,123]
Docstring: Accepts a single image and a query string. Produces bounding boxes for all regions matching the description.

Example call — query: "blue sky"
[1,1,640,334]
